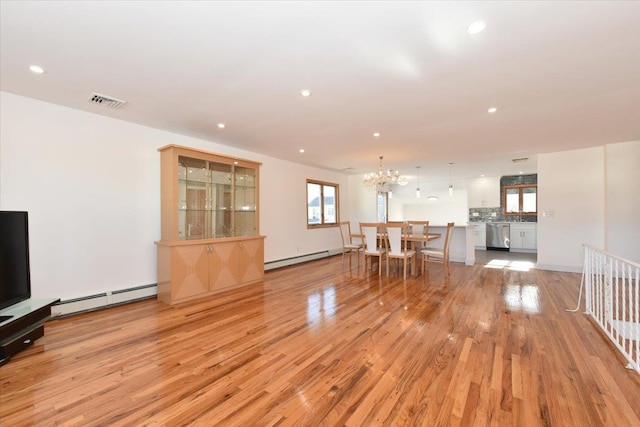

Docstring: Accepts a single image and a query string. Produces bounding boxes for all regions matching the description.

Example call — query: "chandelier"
[363,156,408,192]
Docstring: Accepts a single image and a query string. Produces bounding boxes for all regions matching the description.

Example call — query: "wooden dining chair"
[408,220,429,237]
[384,223,416,279]
[339,221,362,270]
[420,222,455,275]
[386,220,406,226]
[407,220,429,251]
[359,222,386,275]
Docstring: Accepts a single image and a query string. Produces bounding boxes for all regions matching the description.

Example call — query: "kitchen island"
[427,224,476,266]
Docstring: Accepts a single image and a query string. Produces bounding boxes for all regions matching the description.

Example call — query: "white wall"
[345,176,469,228]
[347,174,378,225]
[0,92,348,300]
[537,146,606,272]
[394,178,468,225]
[261,160,350,261]
[605,140,640,262]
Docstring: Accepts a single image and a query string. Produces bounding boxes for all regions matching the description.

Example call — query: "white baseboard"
[536,263,582,273]
[51,284,157,317]
[265,250,337,271]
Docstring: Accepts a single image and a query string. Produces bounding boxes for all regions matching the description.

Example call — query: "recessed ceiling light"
[217,123,225,129]
[29,65,44,74]
[488,107,497,113]
[467,20,486,35]
[373,132,380,137]
[300,89,312,97]
[480,174,485,177]
[299,149,305,153]
[519,171,524,174]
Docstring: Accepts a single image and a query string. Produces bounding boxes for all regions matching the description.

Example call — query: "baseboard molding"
[265,249,341,271]
[536,263,582,273]
[51,284,157,317]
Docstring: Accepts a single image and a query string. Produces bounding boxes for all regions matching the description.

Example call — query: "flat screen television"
[0,211,32,311]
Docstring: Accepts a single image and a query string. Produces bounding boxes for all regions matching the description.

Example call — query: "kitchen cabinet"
[474,223,486,249]
[156,145,264,305]
[510,223,537,252]
[467,177,501,208]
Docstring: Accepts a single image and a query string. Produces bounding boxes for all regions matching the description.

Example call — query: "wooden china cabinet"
[156,145,264,305]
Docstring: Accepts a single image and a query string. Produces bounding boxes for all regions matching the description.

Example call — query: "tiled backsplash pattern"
[469,174,537,223]
[468,207,536,223]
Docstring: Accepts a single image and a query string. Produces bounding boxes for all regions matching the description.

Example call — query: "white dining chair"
[384,223,416,279]
[360,222,386,275]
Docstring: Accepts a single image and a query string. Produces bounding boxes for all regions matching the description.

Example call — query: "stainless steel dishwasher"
[486,223,510,251]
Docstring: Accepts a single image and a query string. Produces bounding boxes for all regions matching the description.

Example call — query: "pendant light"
[448,162,454,196]
[416,166,421,198]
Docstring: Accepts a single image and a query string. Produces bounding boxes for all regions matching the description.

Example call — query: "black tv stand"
[0,298,59,366]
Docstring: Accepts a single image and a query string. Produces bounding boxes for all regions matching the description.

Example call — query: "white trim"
[536,263,583,273]
[51,285,157,317]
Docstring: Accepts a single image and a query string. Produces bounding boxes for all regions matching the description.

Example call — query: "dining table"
[351,231,442,276]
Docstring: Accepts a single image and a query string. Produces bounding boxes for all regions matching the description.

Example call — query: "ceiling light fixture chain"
[448,162,454,196]
[416,166,421,199]
[363,156,408,193]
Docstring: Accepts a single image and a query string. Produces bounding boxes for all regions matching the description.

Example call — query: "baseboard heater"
[51,283,157,318]
[53,249,343,316]
[265,248,341,271]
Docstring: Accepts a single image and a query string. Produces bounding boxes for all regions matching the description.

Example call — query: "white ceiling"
[1,1,639,183]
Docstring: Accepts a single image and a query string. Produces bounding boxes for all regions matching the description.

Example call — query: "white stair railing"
[569,245,639,373]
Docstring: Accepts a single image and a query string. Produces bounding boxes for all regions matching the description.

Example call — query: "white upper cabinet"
[467,177,501,208]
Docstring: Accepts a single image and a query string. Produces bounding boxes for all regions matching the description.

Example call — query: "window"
[504,185,537,215]
[377,192,388,223]
[307,180,339,227]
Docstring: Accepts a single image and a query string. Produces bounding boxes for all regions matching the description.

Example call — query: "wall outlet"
[472,212,479,217]
[543,210,555,217]
[491,212,497,217]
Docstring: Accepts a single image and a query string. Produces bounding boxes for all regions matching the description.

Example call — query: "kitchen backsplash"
[468,207,537,223]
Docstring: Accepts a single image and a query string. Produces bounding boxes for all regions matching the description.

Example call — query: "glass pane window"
[323,185,336,224]
[307,182,322,225]
[522,187,537,213]
[503,185,537,215]
[307,180,339,226]
[377,192,388,223]
[506,188,520,213]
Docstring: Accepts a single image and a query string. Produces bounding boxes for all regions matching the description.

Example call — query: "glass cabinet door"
[178,156,208,240]
[209,162,233,238]
[233,166,257,236]
[177,155,257,240]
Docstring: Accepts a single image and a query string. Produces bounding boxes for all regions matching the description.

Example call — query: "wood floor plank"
[1,255,639,426]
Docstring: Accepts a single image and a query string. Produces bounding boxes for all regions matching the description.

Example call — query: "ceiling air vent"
[89,92,127,109]
[512,157,529,163]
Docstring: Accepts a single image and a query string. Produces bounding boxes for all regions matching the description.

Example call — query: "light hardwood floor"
[1,256,639,426]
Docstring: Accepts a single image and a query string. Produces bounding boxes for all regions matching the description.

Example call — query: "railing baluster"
[579,244,639,373]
